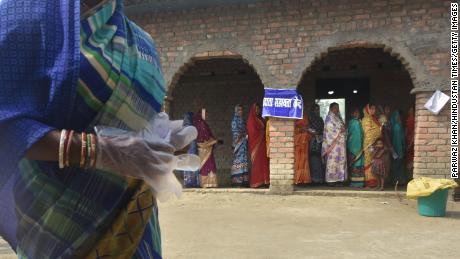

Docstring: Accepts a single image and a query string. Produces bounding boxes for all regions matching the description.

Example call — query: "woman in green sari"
[347,108,365,187]
[390,111,407,185]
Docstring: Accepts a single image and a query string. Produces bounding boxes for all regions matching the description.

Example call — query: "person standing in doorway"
[308,104,325,184]
[390,110,407,185]
[247,104,270,188]
[347,108,365,187]
[405,106,415,181]
[231,105,250,187]
[194,109,219,188]
[362,104,382,188]
[294,111,312,185]
[322,103,347,185]
[183,112,201,188]
[379,105,393,183]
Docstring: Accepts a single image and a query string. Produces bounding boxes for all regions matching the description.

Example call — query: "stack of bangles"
[59,129,97,170]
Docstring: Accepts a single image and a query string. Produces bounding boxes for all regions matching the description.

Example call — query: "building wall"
[127,0,452,191]
[130,0,449,91]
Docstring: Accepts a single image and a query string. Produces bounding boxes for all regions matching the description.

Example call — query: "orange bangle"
[65,130,74,167]
[80,132,87,169]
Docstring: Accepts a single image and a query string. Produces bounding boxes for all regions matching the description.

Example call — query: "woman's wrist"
[69,133,82,166]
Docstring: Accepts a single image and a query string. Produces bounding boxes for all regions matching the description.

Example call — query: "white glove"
[95,113,200,202]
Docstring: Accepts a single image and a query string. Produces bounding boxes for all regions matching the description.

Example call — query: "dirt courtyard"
[159,192,460,259]
[0,192,458,258]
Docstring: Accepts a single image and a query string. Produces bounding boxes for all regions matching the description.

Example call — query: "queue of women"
[182,104,270,188]
[181,102,415,190]
[297,103,415,190]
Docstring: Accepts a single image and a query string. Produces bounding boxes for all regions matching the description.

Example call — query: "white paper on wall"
[424,90,450,115]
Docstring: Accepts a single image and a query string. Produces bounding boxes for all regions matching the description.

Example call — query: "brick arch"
[295,40,427,91]
[166,50,265,98]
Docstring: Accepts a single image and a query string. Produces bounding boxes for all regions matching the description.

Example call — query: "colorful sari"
[0,1,163,258]
[347,117,365,187]
[362,105,382,187]
[231,106,249,186]
[390,111,407,185]
[183,112,200,188]
[308,111,325,183]
[247,104,270,188]
[193,113,218,188]
[294,116,312,184]
[322,112,347,183]
[405,111,415,179]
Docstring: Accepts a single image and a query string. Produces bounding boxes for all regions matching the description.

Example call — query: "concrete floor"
[1,192,459,258]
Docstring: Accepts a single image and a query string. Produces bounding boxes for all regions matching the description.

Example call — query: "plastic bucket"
[417,189,449,217]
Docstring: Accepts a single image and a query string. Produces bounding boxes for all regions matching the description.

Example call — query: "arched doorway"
[169,57,265,187]
[296,46,415,187]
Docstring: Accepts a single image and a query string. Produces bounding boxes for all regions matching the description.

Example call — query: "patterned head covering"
[193,111,215,142]
[363,104,382,128]
[232,105,246,145]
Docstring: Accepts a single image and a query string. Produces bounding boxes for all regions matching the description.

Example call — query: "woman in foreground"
[0,0,197,257]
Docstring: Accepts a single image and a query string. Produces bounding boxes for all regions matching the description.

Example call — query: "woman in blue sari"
[0,1,195,257]
[390,110,407,185]
[183,112,200,187]
[231,105,249,187]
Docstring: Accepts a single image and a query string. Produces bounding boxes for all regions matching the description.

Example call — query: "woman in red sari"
[247,104,270,188]
[405,107,415,180]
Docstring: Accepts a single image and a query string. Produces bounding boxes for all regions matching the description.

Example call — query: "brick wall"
[413,91,451,178]
[130,0,449,90]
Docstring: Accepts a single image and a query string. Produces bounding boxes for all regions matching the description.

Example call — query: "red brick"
[278,147,293,153]
[414,157,437,163]
[414,145,437,152]
[418,122,442,128]
[426,163,446,169]
[279,158,294,164]
[415,128,428,134]
[414,162,427,169]
[270,132,285,137]
[427,128,448,134]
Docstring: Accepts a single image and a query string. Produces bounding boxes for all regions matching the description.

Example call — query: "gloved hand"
[95,113,200,202]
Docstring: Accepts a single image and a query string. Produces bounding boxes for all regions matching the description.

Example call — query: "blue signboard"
[262,88,303,119]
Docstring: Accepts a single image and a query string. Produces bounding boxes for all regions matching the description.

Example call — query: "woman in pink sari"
[193,111,218,188]
[247,104,270,188]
